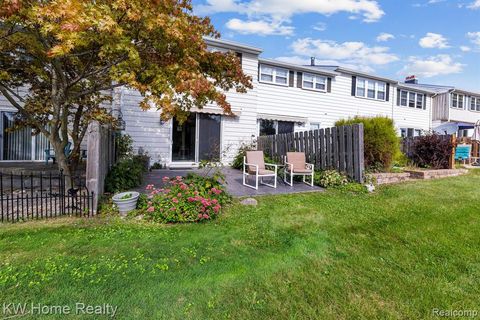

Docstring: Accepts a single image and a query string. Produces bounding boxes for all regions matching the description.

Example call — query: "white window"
[310,122,321,130]
[356,78,387,101]
[408,92,415,108]
[399,90,424,109]
[401,128,422,138]
[260,65,289,86]
[470,97,480,112]
[416,94,424,109]
[302,73,326,92]
[451,93,465,109]
[400,91,408,106]
[356,79,366,97]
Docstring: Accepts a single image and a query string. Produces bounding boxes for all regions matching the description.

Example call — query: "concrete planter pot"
[112,191,140,216]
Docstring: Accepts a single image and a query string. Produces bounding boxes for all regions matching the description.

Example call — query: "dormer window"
[259,65,289,86]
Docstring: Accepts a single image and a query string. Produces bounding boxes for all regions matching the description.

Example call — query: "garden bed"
[371,172,412,185]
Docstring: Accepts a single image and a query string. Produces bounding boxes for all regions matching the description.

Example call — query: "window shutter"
[423,94,427,110]
[235,52,243,66]
[297,72,303,88]
[257,63,260,82]
[396,89,401,106]
[386,83,390,101]
[289,71,295,87]
[351,76,357,96]
[327,78,332,93]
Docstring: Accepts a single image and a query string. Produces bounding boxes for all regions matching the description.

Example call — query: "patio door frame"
[170,112,222,164]
[0,111,47,162]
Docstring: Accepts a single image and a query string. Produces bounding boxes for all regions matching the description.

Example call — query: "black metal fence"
[0,170,94,223]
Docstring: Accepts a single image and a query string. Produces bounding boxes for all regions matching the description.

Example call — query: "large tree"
[0,0,251,181]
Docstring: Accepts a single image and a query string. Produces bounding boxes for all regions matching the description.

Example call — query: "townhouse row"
[1,37,479,166]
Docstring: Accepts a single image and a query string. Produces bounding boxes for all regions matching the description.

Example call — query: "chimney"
[310,57,316,66]
[405,75,418,84]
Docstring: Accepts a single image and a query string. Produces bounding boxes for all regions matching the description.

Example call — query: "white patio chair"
[284,152,314,187]
[242,151,278,190]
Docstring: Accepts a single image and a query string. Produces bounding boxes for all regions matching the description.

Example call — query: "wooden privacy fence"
[257,124,365,183]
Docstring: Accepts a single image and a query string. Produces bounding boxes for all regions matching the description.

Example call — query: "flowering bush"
[314,170,349,188]
[138,174,230,223]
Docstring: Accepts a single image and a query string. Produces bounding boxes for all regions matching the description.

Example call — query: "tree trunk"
[51,140,73,189]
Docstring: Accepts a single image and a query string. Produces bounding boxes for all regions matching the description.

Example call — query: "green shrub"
[314,170,348,188]
[105,156,149,193]
[410,133,454,169]
[335,116,400,171]
[138,174,231,223]
[115,133,134,159]
[231,142,276,169]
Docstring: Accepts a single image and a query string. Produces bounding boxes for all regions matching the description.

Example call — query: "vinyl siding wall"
[257,72,395,130]
[119,52,259,166]
[392,90,432,132]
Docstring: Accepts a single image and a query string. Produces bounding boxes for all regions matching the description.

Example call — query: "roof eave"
[258,58,340,77]
[203,37,263,55]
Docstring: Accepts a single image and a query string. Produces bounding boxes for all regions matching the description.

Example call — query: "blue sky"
[192,0,480,91]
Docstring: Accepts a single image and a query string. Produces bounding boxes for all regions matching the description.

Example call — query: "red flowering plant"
[138,174,230,223]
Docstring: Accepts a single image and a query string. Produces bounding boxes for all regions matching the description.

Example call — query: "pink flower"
[170,207,176,211]
[162,176,170,183]
[176,176,182,181]
[180,184,188,190]
[146,184,155,190]
[177,193,182,197]
[188,197,195,202]
[194,191,199,196]
[198,214,203,219]
[212,199,218,204]
[202,214,210,219]
[147,206,155,212]
[213,204,221,213]
[211,188,222,195]
[147,201,152,206]
[172,197,179,203]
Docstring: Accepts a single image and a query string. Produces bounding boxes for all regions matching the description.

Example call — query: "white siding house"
[2,37,478,166]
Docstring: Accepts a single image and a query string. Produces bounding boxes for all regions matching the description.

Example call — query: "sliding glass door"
[172,113,221,163]
[0,112,50,161]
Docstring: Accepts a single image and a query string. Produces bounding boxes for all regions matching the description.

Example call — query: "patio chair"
[243,151,278,190]
[284,152,314,187]
[45,142,72,165]
[454,144,472,164]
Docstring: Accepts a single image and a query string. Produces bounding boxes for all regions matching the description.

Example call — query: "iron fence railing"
[0,170,94,223]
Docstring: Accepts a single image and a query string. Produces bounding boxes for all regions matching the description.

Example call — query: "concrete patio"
[138,167,324,197]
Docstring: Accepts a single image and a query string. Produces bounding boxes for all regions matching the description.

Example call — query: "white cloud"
[401,54,464,78]
[468,0,480,9]
[196,0,385,23]
[467,31,480,47]
[290,38,399,67]
[460,46,472,52]
[376,32,395,42]
[419,33,450,49]
[312,22,327,32]
[225,18,294,36]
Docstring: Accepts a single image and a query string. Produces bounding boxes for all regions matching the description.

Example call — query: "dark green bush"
[105,156,149,193]
[335,116,400,171]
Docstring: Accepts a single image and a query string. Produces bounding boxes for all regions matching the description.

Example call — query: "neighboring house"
[1,37,479,166]
[399,80,480,137]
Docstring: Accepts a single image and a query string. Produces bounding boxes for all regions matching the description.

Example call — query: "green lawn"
[1,170,480,319]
